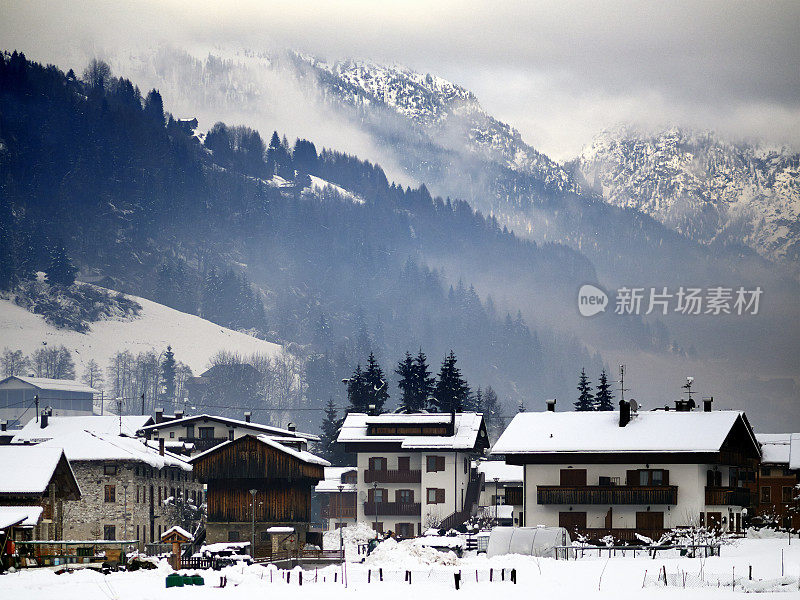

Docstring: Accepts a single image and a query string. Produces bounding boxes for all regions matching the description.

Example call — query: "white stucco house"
[491,400,761,541]
[337,412,490,538]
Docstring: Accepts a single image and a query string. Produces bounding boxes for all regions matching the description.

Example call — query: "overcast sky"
[3,0,799,160]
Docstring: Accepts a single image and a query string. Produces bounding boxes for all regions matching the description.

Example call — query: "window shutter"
[626,470,638,486]
[368,488,374,503]
[662,470,669,485]
[436,489,445,503]
[438,456,445,471]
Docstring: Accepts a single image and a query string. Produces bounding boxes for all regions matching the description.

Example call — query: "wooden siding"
[191,435,324,482]
[207,481,311,522]
[362,501,421,516]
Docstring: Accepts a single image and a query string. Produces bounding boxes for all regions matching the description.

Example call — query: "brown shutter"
[626,470,638,486]
[438,456,446,471]
[395,489,401,503]
[368,487,374,503]
[436,489,445,503]
[398,457,410,471]
[560,469,587,486]
[662,470,669,485]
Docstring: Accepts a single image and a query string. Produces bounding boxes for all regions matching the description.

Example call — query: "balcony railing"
[179,437,228,452]
[537,485,678,505]
[582,528,667,542]
[363,469,422,484]
[363,501,421,516]
[321,505,357,519]
[705,486,750,506]
[504,487,523,505]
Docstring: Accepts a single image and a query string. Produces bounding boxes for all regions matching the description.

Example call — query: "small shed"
[486,526,571,559]
[161,526,193,570]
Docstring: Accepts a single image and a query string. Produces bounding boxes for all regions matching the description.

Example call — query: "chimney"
[244,411,252,423]
[155,408,164,423]
[174,410,184,420]
[546,398,556,412]
[703,397,713,412]
[159,438,165,456]
[287,422,296,432]
[40,411,49,429]
[619,400,631,427]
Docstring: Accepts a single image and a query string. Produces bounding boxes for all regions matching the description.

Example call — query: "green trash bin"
[182,574,195,585]
[192,574,204,586]
[166,573,184,588]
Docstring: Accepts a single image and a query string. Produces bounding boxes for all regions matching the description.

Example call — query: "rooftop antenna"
[682,377,695,401]
[117,397,123,435]
[618,365,630,404]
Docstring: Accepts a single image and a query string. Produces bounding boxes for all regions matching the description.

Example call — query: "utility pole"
[338,483,344,555]
[141,393,145,416]
[619,365,629,404]
[34,395,39,422]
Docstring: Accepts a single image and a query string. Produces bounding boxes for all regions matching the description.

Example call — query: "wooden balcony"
[364,469,421,484]
[705,486,750,506]
[362,501,421,516]
[537,485,678,505]
[504,487,523,505]
[321,505,357,519]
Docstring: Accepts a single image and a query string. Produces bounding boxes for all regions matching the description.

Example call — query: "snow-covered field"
[2,535,798,599]
[0,292,283,376]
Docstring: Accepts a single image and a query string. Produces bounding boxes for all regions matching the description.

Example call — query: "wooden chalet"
[190,434,328,556]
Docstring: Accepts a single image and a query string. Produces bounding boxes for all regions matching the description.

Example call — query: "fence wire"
[643,566,800,593]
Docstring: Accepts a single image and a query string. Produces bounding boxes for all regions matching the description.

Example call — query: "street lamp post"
[249,488,257,558]
[373,481,379,538]
[337,483,345,555]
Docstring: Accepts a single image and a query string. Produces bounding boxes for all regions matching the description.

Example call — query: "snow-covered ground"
[0,292,283,376]
[3,534,798,599]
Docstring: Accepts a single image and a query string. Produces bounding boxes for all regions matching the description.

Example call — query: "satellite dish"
[630,399,639,413]
[358,490,367,502]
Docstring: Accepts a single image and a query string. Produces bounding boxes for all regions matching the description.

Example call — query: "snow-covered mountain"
[296,55,577,194]
[573,126,800,263]
[0,289,283,377]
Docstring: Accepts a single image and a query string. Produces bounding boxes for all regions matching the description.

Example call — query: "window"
[760,466,771,477]
[199,427,215,439]
[368,457,387,471]
[398,456,410,471]
[186,425,195,439]
[169,431,175,438]
[396,523,414,539]
[464,457,469,474]
[427,488,445,504]
[373,489,385,503]
[103,525,116,541]
[397,489,414,503]
[760,486,771,503]
[228,429,235,441]
[782,486,793,503]
[651,470,664,486]
[104,485,116,503]
[136,487,139,503]
[104,465,117,476]
[228,531,240,542]
[426,456,445,472]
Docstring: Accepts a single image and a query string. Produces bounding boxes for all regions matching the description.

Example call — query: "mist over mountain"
[2,47,798,431]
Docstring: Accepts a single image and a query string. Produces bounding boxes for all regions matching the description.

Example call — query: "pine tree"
[346,364,370,412]
[414,350,436,410]
[316,398,349,465]
[45,242,78,286]
[595,369,615,411]
[159,346,177,410]
[363,352,389,413]
[575,368,595,411]
[395,351,417,412]
[482,386,504,441]
[432,351,471,413]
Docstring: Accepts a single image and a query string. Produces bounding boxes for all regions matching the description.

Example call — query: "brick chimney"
[1,420,7,431]
[40,411,49,429]
[244,411,251,423]
[174,410,184,420]
[287,422,296,432]
[703,397,713,412]
[546,398,556,412]
[619,400,631,427]
[155,408,164,423]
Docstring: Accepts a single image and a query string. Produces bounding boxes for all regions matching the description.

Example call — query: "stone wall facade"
[62,460,204,551]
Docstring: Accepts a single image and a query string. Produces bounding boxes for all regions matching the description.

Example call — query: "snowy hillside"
[0,290,283,376]
[575,125,800,263]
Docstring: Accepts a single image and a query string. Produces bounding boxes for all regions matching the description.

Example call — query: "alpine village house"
[337,412,490,537]
[491,398,762,541]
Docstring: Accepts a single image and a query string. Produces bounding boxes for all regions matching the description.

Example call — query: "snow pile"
[365,538,460,567]
[322,522,377,551]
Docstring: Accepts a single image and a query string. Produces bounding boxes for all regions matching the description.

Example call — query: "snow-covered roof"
[0,446,69,494]
[161,525,193,541]
[0,506,43,530]
[476,460,523,483]
[338,412,486,450]
[315,467,357,493]
[757,433,793,465]
[35,430,192,471]
[492,410,754,455]
[13,415,153,443]
[190,434,330,467]
[267,526,295,534]
[140,414,318,441]
[790,433,800,471]
[1,376,98,394]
